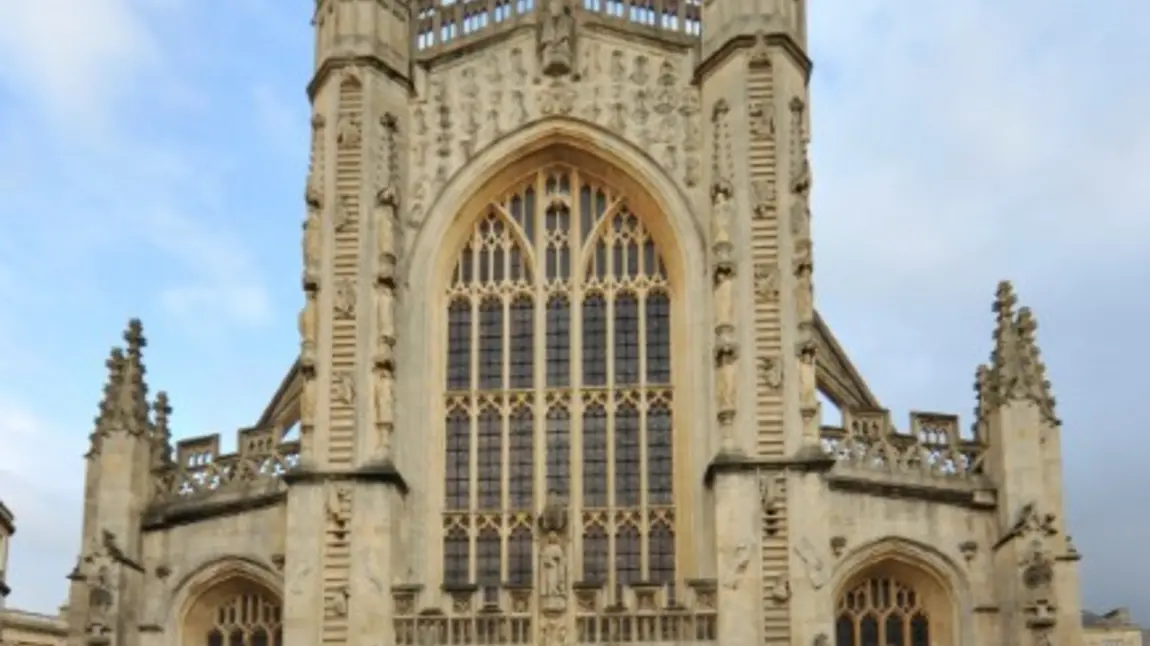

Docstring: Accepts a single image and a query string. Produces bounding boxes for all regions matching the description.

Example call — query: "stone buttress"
[285,2,412,646]
[697,0,817,644]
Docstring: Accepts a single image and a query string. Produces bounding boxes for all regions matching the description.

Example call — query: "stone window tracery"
[441,164,676,591]
[201,592,282,646]
[835,576,931,646]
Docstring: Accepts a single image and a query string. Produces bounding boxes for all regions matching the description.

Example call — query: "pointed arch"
[831,537,971,646]
[400,117,711,589]
[168,556,283,646]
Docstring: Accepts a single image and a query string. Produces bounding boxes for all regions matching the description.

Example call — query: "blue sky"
[2,0,1149,623]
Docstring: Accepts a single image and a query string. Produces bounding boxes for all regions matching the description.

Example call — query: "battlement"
[393,579,717,645]
[414,0,701,61]
[820,409,987,481]
[153,427,300,503]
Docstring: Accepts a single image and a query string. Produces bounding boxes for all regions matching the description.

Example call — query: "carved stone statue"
[377,287,395,343]
[303,207,322,287]
[539,533,568,612]
[299,297,317,367]
[539,0,575,77]
[86,564,116,638]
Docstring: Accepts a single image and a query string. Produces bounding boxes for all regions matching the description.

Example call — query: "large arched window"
[441,164,676,592]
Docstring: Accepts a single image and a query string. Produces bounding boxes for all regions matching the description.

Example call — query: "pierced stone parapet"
[819,409,986,480]
[154,428,300,502]
[413,0,701,61]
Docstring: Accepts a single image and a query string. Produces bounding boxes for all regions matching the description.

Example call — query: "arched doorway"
[834,559,953,646]
[182,576,282,646]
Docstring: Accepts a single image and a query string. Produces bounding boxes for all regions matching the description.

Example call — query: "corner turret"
[980,282,1081,646]
[65,320,157,646]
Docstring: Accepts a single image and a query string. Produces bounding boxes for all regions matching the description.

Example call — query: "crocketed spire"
[984,281,1059,425]
[87,347,126,458]
[117,319,151,435]
[151,391,174,469]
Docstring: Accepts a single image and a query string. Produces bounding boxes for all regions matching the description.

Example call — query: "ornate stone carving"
[768,576,791,604]
[720,542,751,590]
[794,537,828,589]
[537,496,569,614]
[754,262,780,302]
[830,536,847,558]
[325,484,351,539]
[333,195,354,232]
[373,375,394,455]
[336,114,362,149]
[759,473,785,514]
[303,202,323,289]
[539,0,576,77]
[299,297,318,368]
[758,356,783,391]
[324,586,349,618]
[332,371,356,405]
[333,278,356,319]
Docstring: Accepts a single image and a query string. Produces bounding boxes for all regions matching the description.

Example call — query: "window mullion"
[532,170,547,521]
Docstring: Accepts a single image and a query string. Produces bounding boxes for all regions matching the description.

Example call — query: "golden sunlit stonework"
[0,2,1143,646]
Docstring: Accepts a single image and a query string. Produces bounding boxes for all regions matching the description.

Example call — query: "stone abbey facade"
[11,1,1116,645]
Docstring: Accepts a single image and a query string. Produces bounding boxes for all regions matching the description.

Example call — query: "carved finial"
[117,319,151,435]
[985,283,1059,424]
[151,391,173,469]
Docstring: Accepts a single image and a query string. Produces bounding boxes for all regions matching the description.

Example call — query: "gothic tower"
[698,1,816,644]
[283,0,410,644]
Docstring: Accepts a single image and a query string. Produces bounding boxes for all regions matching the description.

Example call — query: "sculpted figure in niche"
[539,533,568,612]
[298,298,317,367]
[86,564,115,637]
[303,206,322,287]
[539,0,575,77]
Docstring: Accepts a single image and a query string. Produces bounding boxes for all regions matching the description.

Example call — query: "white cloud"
[0,0,163,130]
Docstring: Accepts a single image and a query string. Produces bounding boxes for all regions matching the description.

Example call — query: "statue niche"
[537,496,569,614]
[539,0,576,78]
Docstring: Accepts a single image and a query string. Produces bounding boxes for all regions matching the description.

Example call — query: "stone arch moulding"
[165,555,284,640]
[830,536,973,646]
[403,116,706,285]
[401,115,715,583]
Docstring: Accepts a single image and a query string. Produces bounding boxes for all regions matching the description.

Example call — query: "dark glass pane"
[642,239,658,276]
[646,405,673,505]
[546,298,570,387]
[509,297,534,389]
[582,526,609,584]
[508,408,534,508]
[476,529,501,587]
[509,245,525,281]
[624,239,640,277]
[208,629,224,646]
[645,291,671,384]
[523,186,536,244]
[884,614,905,646]
[579,184,594,239]
[229,629,244,646]
[834,616,853,646]
[508,527,533,585]
[582,406,608,507]
[444,410,470,509]
[860,614,879,646]
[477,299,503,390]
[251,628,269,646]
[273,628,282,646]
[593,242,608,279]
[613,293,640,385]
[582,294,608,386]
[545,408,570,498]
[460,247,475,283]
[615,526,641,585]
[476,409,502,510]
[648,525,675,584]
[446,300,471,391]
[910,613,929,646]
[444,530,470,584]
[614,405,641,507]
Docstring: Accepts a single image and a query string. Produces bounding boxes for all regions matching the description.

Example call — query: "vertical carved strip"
[322,482,352,646]
[328,69,365,469]
[788,97,818,446]
[370,113,400,464]
[300,114,326,458]
[709,100,738,452]
[745,40,791,645]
